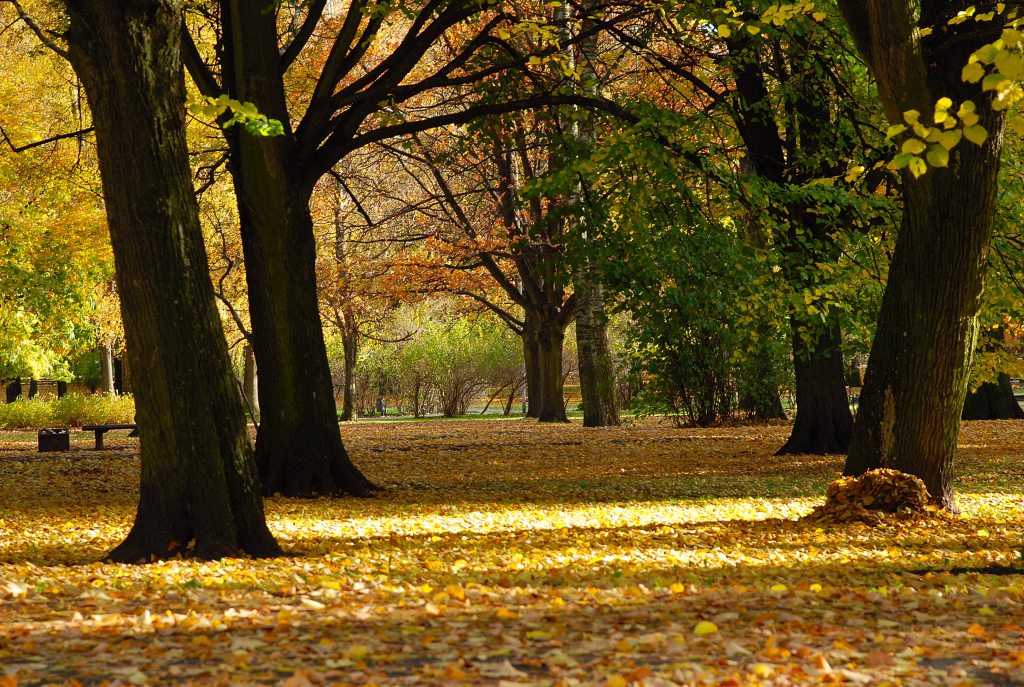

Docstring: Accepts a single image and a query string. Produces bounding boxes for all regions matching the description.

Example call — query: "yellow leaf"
[770,583,788,592]
[812,11,826,21]
[496,607,518,619]
[979,605,996,616]
[963,61,986,83]
[809,583,823,592]
[752,663,774,677]
[694,620,718,636]
[344,644,370,660]
[901,138,927,155]
[526,629,551,640]
[717,24,732,38]
[908,156,927,178]
[606,676,628,687]
[967,623,987,636]
[746,24,761,34]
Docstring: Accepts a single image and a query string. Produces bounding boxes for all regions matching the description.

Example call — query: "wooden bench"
[82,424,137,449]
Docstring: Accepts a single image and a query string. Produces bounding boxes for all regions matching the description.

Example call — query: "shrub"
[52,393,135,426]
[0,393,135,429]
[0,398,55,429]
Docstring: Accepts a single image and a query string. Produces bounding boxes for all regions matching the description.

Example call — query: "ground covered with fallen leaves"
[1,418,1023,686]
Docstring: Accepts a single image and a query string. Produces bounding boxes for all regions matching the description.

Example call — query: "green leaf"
[982,73,1007,91]
[964,125,989,144]
[937,129,963,149]
[926,145,949,167]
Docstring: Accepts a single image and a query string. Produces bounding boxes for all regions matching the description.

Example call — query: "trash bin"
[38,428,70,452]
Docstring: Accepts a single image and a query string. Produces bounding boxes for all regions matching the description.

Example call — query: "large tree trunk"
[63,0,280,561]
[962,373,1024,420]
[537,319,568,423]
[222,0,373,497]
[840,0,1005,511]
[776,317,852,454]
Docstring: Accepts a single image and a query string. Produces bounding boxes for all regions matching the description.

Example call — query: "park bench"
[81,424,137,449]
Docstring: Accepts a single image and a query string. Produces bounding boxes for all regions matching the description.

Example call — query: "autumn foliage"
[1,419,1022,685]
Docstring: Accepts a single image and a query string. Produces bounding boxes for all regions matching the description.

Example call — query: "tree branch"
[0,123,93,152]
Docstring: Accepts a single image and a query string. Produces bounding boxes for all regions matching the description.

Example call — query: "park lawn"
[0,419,1022,686]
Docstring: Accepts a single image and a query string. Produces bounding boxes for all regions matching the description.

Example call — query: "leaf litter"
[0,418,1022,686]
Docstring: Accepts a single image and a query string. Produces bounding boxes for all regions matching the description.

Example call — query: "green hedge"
[0,394,135,429]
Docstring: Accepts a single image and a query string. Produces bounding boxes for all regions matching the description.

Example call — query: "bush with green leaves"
[350,305,526,417]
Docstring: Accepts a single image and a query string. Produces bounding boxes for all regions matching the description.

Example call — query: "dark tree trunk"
[840,0,1005,511]
[537,320,568,423]
[5,379,21,403]
[63,0,280,561]
[962,374,1023,420]
[776,317,853,454]
[27,379,38,399]
[113,357,124,394]
[339,311,358,422]
[221,0,373,497]
[575,273,619,427]
[57,381,68,398]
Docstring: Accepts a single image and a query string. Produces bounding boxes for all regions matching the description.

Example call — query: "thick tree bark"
[62,0,280,561]
[221,0,373,496]
[775,317,852,454]
[575,276,619,426]
[537,320,568,422]
[57,381,68,398]
[962,373,1024,420]
[840,0,1005,511]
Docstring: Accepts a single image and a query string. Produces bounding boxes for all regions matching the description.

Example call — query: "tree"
[604,3,891,452]
[564,0,619,427]
[0,18,112,385]
[839,1,1007,511]
[51,0,281,560]
[180,0,635,485]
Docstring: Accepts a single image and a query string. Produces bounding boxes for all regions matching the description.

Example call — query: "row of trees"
[2,0,1023,558]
